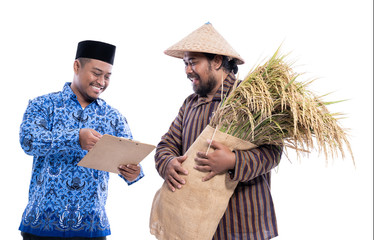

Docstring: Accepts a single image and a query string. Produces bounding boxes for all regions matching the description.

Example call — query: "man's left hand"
[194,139,235,182]
[118,164,141,182]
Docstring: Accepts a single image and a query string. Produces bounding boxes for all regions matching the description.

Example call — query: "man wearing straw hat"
[154,23,282,239]
[18,40,144,239]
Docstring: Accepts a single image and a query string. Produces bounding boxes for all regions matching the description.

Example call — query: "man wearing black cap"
[18,40,143,239]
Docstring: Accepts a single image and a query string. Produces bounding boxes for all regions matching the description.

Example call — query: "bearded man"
[154,23,282,239]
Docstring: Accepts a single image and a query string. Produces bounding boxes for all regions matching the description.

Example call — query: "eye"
[184,61,196,68]
[92,72,100,77]
[190,61,197,66]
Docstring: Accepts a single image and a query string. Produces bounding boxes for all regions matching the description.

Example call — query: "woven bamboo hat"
[164,22,244,65]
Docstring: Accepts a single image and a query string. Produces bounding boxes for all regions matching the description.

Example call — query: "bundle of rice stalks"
[150,48,354,240]
[210,48,354,162]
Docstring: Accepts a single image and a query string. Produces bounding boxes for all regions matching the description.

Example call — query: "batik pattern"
[19,82,144,238]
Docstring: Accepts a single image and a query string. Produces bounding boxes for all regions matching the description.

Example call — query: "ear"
[73,60,80,74]
[212,55,223,70]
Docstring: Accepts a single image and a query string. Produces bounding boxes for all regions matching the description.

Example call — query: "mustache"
[187,73,200,81]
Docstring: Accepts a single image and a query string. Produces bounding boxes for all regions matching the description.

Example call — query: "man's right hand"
[79,128,102,151]
[164,155,188,192]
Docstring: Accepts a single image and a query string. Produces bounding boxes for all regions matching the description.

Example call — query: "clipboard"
[78,134,155,174]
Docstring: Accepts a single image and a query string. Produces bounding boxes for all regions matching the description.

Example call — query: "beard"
[187,62,218,97]
[192,75,217,97]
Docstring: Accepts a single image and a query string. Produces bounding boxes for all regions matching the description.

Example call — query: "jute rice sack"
[150,125,257,240]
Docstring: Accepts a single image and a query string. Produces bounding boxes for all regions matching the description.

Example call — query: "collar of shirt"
[62,82,104,108]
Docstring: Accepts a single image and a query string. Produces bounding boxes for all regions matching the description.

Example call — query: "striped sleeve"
[231,145,282,182]
[154,100,186,178]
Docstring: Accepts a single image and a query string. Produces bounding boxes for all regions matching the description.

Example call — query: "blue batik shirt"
[19,82,144,238]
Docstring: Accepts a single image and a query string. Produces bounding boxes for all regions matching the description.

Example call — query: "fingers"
[202,171,217,182]
[118,164,139,173]
[196,151,208,158]
[118,164,140,181]
[207,139,225,150]
[166,173,186,192]
[166,174,186,192]
[172,156,189,175]
[166,168,186,191]
[194,152,211,172]
[175,164,188,176]
[88,129,102,146]
[79,128,102,151]
[195,142,235,182]
[90,129,103,139]
[166,180,176,192]
[164,157,188,192]
[193,164,211,172]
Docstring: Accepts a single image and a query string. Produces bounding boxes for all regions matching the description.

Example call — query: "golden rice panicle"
[209,48,354,162]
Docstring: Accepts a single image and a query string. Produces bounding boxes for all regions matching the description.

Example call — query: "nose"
[97,75,105,86]
[185,64,193,75]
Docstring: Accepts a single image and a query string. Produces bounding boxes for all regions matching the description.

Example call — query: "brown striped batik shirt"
[155,72,282,240]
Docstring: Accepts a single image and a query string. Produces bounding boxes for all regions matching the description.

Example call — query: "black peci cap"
[75,40,116,65]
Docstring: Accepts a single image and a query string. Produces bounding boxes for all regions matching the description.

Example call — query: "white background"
[0,0,372,239]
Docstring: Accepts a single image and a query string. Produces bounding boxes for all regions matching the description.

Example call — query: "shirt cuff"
[120,165,145,186]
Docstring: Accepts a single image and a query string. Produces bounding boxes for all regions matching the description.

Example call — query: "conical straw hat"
[164,22,245,65]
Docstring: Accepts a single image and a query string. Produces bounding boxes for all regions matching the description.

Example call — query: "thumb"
[207,139,221,150]
[177,155,187,163]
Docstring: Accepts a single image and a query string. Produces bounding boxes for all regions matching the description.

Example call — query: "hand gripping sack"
[150,125,257,240]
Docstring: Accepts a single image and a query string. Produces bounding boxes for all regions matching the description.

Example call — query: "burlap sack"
[150,125,257,240]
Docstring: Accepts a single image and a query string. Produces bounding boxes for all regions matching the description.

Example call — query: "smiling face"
[183,52,220,97]
[71,58,112,108]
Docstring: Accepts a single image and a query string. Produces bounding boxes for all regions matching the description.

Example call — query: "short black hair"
[202,53,239,74]
[77,57,91,68]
